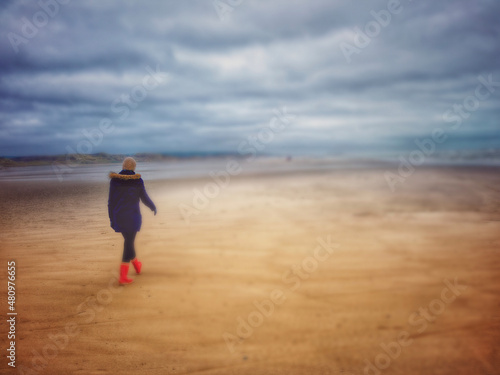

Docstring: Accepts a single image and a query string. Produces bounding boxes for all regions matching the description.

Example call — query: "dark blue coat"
[108,170,156,233]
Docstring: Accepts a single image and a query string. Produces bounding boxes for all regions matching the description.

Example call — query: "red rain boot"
[119,263,133,285]
[132,258,142,274]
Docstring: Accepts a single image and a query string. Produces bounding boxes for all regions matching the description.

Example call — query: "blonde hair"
[122,157,137,171]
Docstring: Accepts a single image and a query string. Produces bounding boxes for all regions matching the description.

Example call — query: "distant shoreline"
[0,152,243,169]
[1,150,500,170]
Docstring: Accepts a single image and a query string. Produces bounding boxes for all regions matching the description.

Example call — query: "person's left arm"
[108,180,118,225]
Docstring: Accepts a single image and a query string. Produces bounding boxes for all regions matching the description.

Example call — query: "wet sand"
[0,165,499,375]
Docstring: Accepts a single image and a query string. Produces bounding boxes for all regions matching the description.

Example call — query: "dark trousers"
[121,231,137,263]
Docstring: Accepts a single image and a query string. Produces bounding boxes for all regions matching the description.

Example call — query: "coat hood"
[109,172,142,180]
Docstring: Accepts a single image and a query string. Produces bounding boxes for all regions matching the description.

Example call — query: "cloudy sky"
[0,0,499,157]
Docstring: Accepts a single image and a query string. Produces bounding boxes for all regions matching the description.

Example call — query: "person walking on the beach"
[108,157,157,285]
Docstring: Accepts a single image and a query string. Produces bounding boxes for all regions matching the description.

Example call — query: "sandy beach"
[0,164,499,375]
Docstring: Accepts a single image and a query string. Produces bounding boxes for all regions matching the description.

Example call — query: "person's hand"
[154,208,157,216]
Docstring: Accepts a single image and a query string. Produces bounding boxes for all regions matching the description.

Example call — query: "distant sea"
[0,154,499,182]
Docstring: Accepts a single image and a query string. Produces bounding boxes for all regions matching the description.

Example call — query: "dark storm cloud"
[0,0,499,156]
